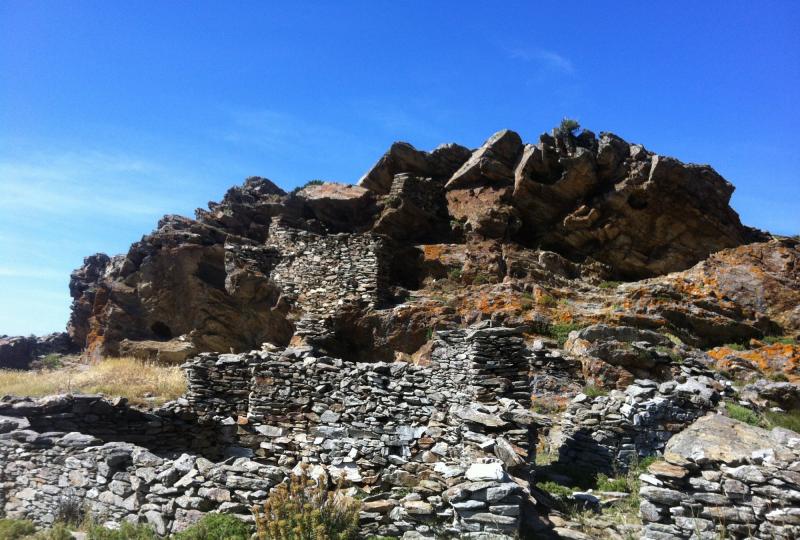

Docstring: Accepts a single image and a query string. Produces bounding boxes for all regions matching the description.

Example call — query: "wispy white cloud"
[0,149,180,218]
[507,47,576,76]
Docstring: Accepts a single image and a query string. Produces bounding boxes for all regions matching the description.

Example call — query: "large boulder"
[359,142,471,195]
[293,182,377,233]
[445,130,524,238]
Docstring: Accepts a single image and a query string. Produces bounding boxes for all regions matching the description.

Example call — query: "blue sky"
[1,1,798,336]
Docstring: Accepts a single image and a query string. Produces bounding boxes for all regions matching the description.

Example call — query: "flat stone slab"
[664,414,793,466]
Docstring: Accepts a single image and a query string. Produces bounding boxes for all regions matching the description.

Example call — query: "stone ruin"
[0,326,547,538]
[2,322,799,539]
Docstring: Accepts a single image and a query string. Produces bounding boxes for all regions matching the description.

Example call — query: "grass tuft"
[725,402,761,426]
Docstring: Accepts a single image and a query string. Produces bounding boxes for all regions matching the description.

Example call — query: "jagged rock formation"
[62,127,775,360]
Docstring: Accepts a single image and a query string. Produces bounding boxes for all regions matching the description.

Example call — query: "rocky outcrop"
[510,130,765,278]
[639,414,800,540]
[0,333,76,370]
[61,126,772,359]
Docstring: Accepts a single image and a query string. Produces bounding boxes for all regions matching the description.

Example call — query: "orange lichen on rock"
[708,343,800,382]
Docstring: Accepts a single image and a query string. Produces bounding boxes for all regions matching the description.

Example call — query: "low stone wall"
[557,360,723,474]
[0,429,283,534]
[0,394,233,459]
[1,325,545,538]
[639,414,800,540]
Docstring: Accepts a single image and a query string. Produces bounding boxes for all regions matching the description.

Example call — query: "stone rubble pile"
[640,414,800,540]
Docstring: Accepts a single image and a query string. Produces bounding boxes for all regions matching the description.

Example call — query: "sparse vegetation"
[290,179,325,195]
[582,385,608,398]
[41,353,63,370]
[557,117,581,137]
[725,402,761,426]
[762,335,797,346]
[85,521,156,540]
[538,294,557,307]
[252,467,360,540]
[598,281,621,289]
[447,267,462,281]
[173,514,251,540]
[548,322,583,346]
[0,357,185,405]
[471,273,492,285]
[0,519,36,539]
[536,480,574,500]
[763,409,800,433]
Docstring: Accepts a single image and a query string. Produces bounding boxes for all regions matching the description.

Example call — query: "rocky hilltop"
[1,125,799,540]
[63,126,777,363]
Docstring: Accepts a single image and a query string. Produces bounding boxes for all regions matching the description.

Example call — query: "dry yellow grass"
[0,357,186,406]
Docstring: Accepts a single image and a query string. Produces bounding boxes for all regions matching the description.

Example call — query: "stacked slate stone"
[639,414,800,540]
[557,370,724,474]
[266,218,390,317]
[0,395,232,459]
[387,173,447,216]
[182,353,255,418]
[464,326,531,406]
[529,338,584,403]
[0,426,284,535]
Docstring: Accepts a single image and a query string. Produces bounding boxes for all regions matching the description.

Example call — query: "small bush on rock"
[252,467,360,540]
[558,117,581,136]
[173,513,251,540]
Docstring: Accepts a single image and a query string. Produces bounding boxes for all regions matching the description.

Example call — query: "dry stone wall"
[267,218,390,319]
[557,359,724,474]
[0,428,284,535]
[639,414,800,540]
[1,325,545,538]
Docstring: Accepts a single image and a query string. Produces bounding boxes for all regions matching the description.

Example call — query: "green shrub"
[548,322,583,347]
[763,336,797,346]
[595,473,628,492]
[536,480,574,499]
[557,117,580,136]
[290,179,325,195]
[86,521,156,540]
[0,519,36,539]
[42,353,63,370]
[173,514,251,540]
[598,281,621,289]
[472,273,491,285]
[538,294,557,307]
[447,267,462,281]
[769,372,790,382]
[252,467,360,540]
[582,385,608,398]
[725,402,760,426]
